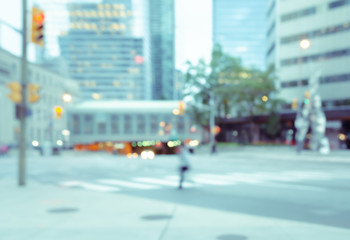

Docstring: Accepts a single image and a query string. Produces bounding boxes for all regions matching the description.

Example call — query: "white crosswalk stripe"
[59,181,120,192]
[133,177,187,187]
[97,179,160,190]
[58,170,333,193]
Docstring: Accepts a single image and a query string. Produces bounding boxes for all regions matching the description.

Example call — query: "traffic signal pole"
[19,0,28,186]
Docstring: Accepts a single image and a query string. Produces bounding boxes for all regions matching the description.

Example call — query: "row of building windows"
[71,114,186,135]
[281,21,350,44]
[266,21,276,37]
[69,10,132,18]
[69,67,141,75]
[281,6,316,22]
[329,0,350,9]
[68,23,127,31]
[67,56,136,62]
[79,81,139,88]
[266,0,276,18]
[280,0,350,24]
[284,97,350,110]
[70,62,140,68]
[266,42,276,58]
[280,73,350,88]
[280,48,350,66]
[69,3,126,11]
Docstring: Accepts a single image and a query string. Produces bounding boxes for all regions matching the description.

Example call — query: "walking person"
[177,144,191,190]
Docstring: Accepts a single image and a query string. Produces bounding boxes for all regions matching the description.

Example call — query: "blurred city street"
[1,146,350,240]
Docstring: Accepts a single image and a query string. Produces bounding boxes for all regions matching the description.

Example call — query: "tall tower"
[212,0,267,69]
[149,0,175,100]
[59,0,146,100]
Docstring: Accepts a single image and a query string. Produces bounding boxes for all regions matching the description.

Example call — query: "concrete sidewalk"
[196,145,350,164]
[1,179,350,240]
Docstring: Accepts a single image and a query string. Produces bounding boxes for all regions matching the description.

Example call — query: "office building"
[266,0,350,110]
[0,47,79,146]
[265,0,350,148]
[58,0,147,100]
[149,0,176,100]
[212,0,267,69]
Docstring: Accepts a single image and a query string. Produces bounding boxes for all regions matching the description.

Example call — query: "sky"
[0,0,212,68]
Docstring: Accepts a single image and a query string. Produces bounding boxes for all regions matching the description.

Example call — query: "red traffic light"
[33,12,44,25]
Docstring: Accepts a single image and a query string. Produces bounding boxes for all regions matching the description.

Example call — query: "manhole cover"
[47,207,79,213]
[141,214,172,221]
[217,234,247,240]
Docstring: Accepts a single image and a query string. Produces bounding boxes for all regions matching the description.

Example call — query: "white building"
[67,100,200,145]
[266,0,350,107]
[0,48,79,147]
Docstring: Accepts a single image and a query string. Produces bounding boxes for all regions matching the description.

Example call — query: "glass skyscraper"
[212,0,267,69]
[58,0,146,100]
[149,0,175,100]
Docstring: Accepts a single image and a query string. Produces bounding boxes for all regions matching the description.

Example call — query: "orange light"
[178,101,186,115]
[31,7,45,46]
[33,13,44,24]
[54,106,63,118]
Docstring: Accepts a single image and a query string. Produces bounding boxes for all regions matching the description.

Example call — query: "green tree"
[183,44,284,142]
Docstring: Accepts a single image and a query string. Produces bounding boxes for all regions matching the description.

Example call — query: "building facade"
[149,0,176,100]
[266,0,350,148]
[0,48,79,147]
[58,0,147,100]
[212,0,267,70]
[67,100,200,144]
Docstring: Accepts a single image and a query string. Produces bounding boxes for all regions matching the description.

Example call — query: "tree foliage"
[183,44,284,131]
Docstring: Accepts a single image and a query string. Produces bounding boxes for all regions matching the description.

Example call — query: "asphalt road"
[1,148,350,231]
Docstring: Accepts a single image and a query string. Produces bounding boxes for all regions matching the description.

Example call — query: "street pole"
[19,0,28,186]
[209,91,216,154]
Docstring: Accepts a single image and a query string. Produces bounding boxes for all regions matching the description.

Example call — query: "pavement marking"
[97,179,160,190]
[59,181,120,192]
[133,177,195,188]
[258,182,327,192]
[191,176,232,185]
[199,173,260,184]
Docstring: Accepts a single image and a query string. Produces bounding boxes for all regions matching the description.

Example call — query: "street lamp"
[62,93,72,103]
[297,38,311,93]
[299,39,310,49]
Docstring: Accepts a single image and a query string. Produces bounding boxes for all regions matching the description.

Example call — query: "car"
[140,150,155,160]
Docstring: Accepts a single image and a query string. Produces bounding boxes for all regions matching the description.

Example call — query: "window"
[281,21,350,44]
[280,48,350,66]
[124,115,132,134]
[84,114,93,134]
[177,117,185,134]
[266,0,275,18]
[137,115,145,134]
[98,122,106,134]
[329,0,350,9]
[150,114,158,134]
[73,115,81,134]
[281,6,316,22]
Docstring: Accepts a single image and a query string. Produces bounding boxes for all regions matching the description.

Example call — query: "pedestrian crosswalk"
[58,170,334,193]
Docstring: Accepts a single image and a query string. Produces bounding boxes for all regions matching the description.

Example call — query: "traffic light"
[28,83,40,103]
[7,82,22,104]
[54,106,63,119]
[31,7,45,46]
[291,98,298,110]
[304,91,310,105]
[179,101,186,115]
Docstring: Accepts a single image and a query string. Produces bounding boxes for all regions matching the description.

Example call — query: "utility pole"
[209,91,216,154]
[19,0,28,186]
